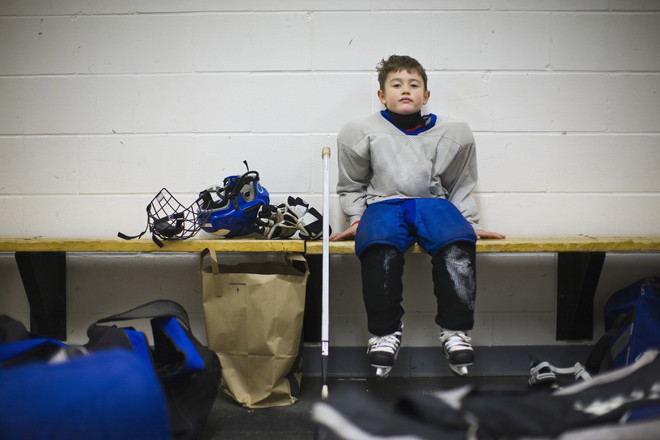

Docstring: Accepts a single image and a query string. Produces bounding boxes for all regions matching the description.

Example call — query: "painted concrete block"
[432,13,550,70]
[552,13,660,71]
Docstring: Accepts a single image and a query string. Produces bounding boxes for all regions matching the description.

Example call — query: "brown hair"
[376,55,428,91]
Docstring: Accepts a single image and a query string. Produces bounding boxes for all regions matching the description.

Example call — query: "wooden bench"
[2,235,659,342]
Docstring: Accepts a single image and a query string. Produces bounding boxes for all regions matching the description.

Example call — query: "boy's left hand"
[475,229,506,239]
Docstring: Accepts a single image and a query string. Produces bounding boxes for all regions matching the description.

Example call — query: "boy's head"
[376,55,430,115]
[377,55,428,92]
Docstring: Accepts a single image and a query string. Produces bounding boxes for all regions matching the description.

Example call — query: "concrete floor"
[199,375,531,440]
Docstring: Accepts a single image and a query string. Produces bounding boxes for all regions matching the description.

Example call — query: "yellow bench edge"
[1,235,660,254]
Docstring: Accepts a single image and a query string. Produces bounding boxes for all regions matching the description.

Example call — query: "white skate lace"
[367,330,402,355]
[439,330,472,353]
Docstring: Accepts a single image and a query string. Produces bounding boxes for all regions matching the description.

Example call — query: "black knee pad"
[361,245,405,287]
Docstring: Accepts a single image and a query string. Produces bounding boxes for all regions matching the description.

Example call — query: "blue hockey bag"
[0,316,172,440]
[85,300,222,440]
[603,276,660,368]
[586,276,660,375]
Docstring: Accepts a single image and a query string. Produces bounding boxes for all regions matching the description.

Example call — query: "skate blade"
[375,366,392,378]
[449,364,470,376]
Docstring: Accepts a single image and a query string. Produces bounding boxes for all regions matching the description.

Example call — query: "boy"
[330,55,504,377]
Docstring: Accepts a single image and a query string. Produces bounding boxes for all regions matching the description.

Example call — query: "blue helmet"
[198,167,269,238]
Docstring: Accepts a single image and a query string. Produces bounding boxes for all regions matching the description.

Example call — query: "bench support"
[556,251,606,340]
[303,254,322,343]
[11,249,609,343]
[14,252,67,340]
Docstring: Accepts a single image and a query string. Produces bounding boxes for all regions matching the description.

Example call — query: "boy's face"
[378,69,430,115]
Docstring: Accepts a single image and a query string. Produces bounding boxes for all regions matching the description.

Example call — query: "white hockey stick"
[321,147,331,399]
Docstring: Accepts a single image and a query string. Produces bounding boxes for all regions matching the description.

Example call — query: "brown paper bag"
[200,249,308,408]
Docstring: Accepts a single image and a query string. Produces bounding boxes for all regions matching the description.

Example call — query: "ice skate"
[439,329,473,376]
[367,324,402,379]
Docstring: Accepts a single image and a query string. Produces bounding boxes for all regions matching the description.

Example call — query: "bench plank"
[0,237,305,253]
[305,235,660,254]
[2,235,659,254]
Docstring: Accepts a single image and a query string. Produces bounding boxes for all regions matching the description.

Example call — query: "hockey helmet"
[199,165,269,238]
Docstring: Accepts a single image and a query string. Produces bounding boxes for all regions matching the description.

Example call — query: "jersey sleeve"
[336,124,371,226]
[440,125,481,229]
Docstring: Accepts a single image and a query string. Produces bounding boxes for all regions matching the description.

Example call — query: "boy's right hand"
[329,222,359,241]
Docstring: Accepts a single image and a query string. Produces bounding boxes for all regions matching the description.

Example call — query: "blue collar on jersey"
[380,110,437,135]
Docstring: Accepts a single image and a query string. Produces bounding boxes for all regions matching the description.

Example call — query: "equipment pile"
[119,161,328,245]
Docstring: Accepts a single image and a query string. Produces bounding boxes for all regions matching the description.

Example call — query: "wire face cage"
[146,188,210,242]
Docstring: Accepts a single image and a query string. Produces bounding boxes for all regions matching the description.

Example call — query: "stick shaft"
[321,147,331,398]
[321,147,330,347]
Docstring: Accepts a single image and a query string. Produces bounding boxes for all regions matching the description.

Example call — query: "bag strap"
[584,312,632,374]
[88,299,192,334]
[284,252,309,274]
[87,300,205,377]
[200,248,224,297]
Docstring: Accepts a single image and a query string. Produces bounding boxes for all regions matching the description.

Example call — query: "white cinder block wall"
[1,1,659,349]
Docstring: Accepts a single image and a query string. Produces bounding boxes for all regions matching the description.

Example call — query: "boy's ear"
[377,89,387,106]
[423,89,430,105]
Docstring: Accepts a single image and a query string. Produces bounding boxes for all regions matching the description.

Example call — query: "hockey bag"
[85,300,222,440]
[0,316,172,440]
[529,276,660,389]
[312,350,660,440]
[586,276,660,374]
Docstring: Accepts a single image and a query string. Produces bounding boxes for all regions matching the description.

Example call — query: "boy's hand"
[329,222,359,241]
[475,229,506,239]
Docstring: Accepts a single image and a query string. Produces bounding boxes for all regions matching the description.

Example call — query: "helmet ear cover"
[200,171,260,210]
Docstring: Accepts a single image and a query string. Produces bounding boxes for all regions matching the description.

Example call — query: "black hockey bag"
[312,350,660,440]
[85,300,222,440]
